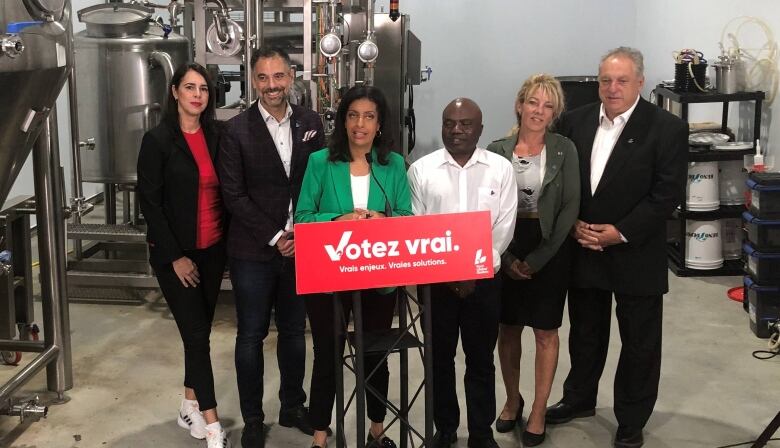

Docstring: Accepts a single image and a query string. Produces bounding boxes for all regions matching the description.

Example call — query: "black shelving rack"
[654,86,765,277]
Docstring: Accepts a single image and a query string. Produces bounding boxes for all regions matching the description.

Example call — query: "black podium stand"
[333,285,434,448]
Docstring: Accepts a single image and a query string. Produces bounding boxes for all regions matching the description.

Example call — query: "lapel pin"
[627,138,635,144]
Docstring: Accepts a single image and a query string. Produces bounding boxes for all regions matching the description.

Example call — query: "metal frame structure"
[0,0,75,420]
[334,286,433,448]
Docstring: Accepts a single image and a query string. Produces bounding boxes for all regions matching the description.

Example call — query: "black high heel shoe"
[495,394,524,433]
[521,427,546,447]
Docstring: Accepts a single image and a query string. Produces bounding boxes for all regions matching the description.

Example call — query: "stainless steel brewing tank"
[0,0,69,205]
[75,27,188,184]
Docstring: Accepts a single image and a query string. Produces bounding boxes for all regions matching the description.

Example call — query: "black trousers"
[431,276,501,440]
[305,289,397,431]
[562,287,663,429]
[153,241,227,411]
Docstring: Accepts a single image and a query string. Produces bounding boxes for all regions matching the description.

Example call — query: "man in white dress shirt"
[544,47,687,448]
[219,47,325,447]
[408,98,517,448]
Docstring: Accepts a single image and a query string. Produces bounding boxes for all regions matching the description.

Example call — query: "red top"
[183,128,222,249]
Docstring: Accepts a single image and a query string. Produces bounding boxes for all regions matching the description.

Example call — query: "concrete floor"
[0,269,779,447]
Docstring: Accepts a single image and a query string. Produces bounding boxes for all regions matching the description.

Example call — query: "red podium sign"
[294,211,494,294]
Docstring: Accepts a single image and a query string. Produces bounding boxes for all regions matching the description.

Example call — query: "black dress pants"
[153,241,226,411]
[430,275,501,441]
[305,289,397,431]
[562,287,663,429]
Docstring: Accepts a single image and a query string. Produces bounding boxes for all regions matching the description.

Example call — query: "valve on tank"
[0,34,24,58]
[0,21,42,59]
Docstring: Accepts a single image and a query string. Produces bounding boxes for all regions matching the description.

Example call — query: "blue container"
[744,276,780,338]
[742,211,780,251]
[747,174,780,219]
[743,242,780,283]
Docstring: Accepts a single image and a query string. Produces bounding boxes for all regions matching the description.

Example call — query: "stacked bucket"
[742,172,780,338]
[684,159,748,269]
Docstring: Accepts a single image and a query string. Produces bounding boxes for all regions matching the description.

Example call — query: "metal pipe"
[303,0,313,111]
[0,340,46,352]
[242,0,255,105]
[334,294,345,448]
[365,0,374,38]
[149,51,174,90]
[363,0,376,85]
[353,290,365,447]
[46,108,73,391]
[398,290,409,448]
[33,116,68,399]
[64,0,84,260]
[0,346,59,402]
[422,285,433,445]
[254,0,264,80]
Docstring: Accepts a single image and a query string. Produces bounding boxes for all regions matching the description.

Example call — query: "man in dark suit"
[218,47,325,448]
[545,47,687,448]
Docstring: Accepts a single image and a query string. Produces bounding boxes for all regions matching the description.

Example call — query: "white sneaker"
[206,427,231,448]
[176,400,207,439]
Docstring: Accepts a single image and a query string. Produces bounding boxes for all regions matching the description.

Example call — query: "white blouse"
[350,174,370,210]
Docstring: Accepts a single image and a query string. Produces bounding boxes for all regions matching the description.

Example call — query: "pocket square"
[302,130,318,142]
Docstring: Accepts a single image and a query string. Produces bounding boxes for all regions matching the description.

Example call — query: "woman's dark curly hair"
[328,85,393,165]
[165,62,217,131]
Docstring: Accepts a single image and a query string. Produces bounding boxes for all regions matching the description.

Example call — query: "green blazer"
[295,147,413,223]
[487,132,580,272]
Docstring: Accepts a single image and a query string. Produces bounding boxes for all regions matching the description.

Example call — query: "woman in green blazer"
[487,74,580,446]
[296,85,412,448]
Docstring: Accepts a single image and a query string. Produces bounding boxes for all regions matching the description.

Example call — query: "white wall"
[403,0,636,160]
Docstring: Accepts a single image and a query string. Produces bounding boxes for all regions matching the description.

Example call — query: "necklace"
[514,143,543,158]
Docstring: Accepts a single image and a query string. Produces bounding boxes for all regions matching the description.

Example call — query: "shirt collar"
[257,101,293,124]
[439,147,490,168]
[599,94,641,128]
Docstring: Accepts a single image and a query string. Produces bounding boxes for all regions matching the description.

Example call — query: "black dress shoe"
[279,406,315,436]
[431,430,457,448]
[241,420,265,448]
[522,428,546,447]
[466,436,499,448]
[614,426,644,448]
[545,401,595,425]
[495,394,525,433]
[366,433,397,448]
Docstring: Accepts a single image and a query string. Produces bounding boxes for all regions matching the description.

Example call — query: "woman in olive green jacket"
[487,74,580,446]
[295,85,411,448]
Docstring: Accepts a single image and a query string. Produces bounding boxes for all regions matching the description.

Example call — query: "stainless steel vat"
[75,4,188,184]
[0,0,69,206]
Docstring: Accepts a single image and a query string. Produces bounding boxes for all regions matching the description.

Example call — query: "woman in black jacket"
[137,62,230,448]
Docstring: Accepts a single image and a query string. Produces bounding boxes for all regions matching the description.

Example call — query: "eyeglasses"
[346,111,377,122]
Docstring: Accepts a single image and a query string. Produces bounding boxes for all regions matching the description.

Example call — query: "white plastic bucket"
[718,160,747,205]
[685,219,724,269]
[720,217,742,260]
[686,161,719,211]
